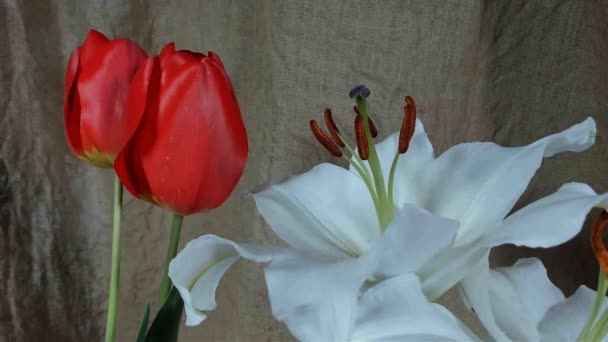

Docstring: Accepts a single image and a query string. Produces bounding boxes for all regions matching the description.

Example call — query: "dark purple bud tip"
[349,85,371,99]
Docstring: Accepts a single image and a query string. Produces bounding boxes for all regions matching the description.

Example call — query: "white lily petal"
[168,235,281,326]
[470,258,565,341]
[266,250,380,341]
[538,286,608,342]
[361,202,473,302]
[278,271,360,342]
[281,299,356,341]
[482,182,608,248]
[411,118,596,246]
[188,256,239,314]
[253,163,380,259]
[351,274,478,341]
[420,246,488,301]
[433,304,482,342]
[493,258,565,332]
[265,249,378,320]
[374,203,459,277]
[459,257,511,341]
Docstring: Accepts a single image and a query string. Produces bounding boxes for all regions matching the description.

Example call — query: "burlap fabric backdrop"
[1,1,607,341]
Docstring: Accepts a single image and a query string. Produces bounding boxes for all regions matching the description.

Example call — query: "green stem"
[160,214,184,302]
[356,97,389,227]
[104,176,123,342]
[581,270,608,341]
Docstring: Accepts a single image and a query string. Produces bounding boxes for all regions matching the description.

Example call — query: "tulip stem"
[104,175,123,342]
[160,214,184,302]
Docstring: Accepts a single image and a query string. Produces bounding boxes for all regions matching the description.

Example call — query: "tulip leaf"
[145,286,184,342]
[135,304,150,342]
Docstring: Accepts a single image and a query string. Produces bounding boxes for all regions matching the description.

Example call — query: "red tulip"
[64,30,147,167]
[114,43,248,215]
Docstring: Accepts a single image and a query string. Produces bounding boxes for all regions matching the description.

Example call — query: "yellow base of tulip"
[82,148,115,168]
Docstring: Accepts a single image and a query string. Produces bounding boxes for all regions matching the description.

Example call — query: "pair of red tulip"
[64,30,248,214]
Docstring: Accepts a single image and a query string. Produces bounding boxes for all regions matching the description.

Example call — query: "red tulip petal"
[64,47,81,99]
[122,56,156,150]
[87,29,110,43]
[115,137,154,202]
[206,52,224,69]
[205,52,238,101]
[165,50,198,71]
[188,51,207,60]
[141,58,247,214]
[199,59,248,207]
[63,47,83,156]
[114,57,160,200]
[159,42,175,67]
[205,52,229,82]
[80,30,110,65]
[77,37,147,158]
[158,51,201,98]
[160,42,175,57]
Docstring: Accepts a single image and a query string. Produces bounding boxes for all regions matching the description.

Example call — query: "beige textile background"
[1,0,607,341]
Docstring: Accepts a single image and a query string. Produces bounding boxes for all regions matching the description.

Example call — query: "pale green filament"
[339,133,374,182]
[577,269,608,341]
[387,152,401,215]
[597,318,608,342]
[337,127,388,230]
[343,154,381,222]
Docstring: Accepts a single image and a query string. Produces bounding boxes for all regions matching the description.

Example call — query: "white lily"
[469,257,608,342]
[168,87,600,339]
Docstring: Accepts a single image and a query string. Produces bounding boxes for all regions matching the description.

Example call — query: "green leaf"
[135,304,150,342]
[146,286,184,342]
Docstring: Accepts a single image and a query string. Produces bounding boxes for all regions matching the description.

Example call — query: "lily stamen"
[324,108,345,147]
[354,115,370,160]
[387,96,418,214]
[399,96,417,154]
[310,120,343,157]
[353,106,378,138]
